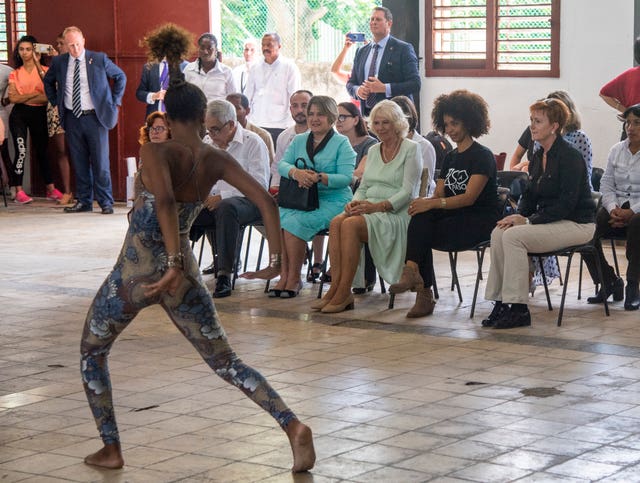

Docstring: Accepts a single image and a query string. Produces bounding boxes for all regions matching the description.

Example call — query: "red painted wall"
[26,0,209,199]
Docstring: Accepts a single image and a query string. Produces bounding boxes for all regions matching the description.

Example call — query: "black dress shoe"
[493,307,531,329]
[587,277,624,304]
[307,263,322,283]
[202,263,216,275]
[352,282,375,295]
[212,274,232,298]
[481,302,508,327]
[624,283,640,311]
[101,206,114,215]
[64,201,92,213]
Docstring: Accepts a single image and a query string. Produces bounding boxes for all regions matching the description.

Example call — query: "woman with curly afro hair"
[79,23,315,472]
[390,89,501,318]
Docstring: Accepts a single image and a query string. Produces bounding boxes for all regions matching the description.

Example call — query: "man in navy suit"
[43,26,126,214]
[135,60,187,117]
[346,6,420,116]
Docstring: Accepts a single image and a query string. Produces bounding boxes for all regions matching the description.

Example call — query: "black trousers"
[190,196,261,274]
[9,104,52,187]
[583,207,640,285]
[405,209,498,287]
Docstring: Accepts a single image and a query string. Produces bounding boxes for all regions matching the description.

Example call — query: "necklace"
[381,140,401,163]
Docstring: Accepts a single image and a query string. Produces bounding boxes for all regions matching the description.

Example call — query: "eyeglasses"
[337,114,356,122]
[207,121,229,136]
[148,125,167,133]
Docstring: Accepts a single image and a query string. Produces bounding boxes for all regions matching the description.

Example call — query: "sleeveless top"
[129,147,204,238]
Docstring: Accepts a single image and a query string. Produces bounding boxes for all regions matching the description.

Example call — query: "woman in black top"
[483,98,595,329]
[390,90,500,318]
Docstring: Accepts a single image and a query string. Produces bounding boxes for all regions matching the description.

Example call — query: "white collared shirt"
[65,51,95,111]
[245,56,301,129]
[271,125,308,186]
[184,60,236,102]
[601,138,640,214]
[363,35,392,97]
[204,123,269,198]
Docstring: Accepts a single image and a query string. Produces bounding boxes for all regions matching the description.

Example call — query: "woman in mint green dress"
[311,100,422,313]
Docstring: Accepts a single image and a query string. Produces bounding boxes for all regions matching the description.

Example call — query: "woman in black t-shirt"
[390,90,500,318]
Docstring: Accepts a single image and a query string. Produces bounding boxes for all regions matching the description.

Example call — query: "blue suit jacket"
[135,61,187,116]
[346,36,420,116]
[43,50,126,130]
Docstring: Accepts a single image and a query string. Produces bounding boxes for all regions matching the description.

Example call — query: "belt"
[66,108,95,116]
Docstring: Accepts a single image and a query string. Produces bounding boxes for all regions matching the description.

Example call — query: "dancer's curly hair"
[141,23,205,122]
[141,23,194,70]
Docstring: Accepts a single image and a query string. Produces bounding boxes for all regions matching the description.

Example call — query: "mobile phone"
[347,33,366,42]
[34,43,52,54]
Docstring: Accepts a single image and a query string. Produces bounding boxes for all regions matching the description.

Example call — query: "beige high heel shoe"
[321,295,355,314]
[310,297,330,310]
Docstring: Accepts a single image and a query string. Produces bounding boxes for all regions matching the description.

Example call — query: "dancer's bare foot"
[286,420,315,473]
[84,443,124,469]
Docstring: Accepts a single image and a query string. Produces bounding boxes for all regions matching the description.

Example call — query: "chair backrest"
[494,152,507,171]
[424,131,453,170]
[497,170,530,203]
[591,167,604,192]
[419,167,430,197]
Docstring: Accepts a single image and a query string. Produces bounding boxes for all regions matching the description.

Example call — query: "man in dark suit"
[43,26,126,214]
[135,59,187,117]
[346,6,420,116]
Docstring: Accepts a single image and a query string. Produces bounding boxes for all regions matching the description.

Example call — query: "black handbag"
[278,157,319,211]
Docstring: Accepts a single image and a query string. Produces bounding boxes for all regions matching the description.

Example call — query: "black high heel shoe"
[281,281,303,298]
[352,281,375,295]
[307,263,322,283]
[267,289,282,298]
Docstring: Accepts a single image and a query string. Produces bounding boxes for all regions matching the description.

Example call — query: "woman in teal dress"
[271,95,356,298]
[311,100,422,313]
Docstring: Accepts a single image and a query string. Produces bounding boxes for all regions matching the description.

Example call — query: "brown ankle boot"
[390,265,424,294]
[406,287,435,318]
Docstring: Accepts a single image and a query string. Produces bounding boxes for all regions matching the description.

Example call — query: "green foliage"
[310,0,377,35]
[221,0,268,57]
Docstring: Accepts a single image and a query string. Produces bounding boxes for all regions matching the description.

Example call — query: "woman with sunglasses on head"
[79,24,315,473]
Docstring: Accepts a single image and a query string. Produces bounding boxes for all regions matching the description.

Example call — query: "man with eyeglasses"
[189,100,270,298]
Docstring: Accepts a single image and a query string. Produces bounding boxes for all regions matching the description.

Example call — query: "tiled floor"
[1,200,639,482]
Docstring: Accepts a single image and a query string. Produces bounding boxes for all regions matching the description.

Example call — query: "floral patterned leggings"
[80,231,296,445]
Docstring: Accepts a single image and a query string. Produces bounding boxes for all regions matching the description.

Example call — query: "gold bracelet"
[440,198,447,209]
[166,252,184,270]
[269,253,282,269]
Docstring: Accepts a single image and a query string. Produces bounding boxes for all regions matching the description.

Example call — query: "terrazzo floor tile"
[3,202,640,481]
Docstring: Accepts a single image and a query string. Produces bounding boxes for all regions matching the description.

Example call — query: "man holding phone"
[346,6,420,116]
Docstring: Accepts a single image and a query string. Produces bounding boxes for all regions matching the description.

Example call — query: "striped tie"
[365,44,380,108]
[72,58,82,118]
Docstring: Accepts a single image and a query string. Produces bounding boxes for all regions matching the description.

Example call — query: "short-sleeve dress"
[353,138,422,283]
[278,131,355,241]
